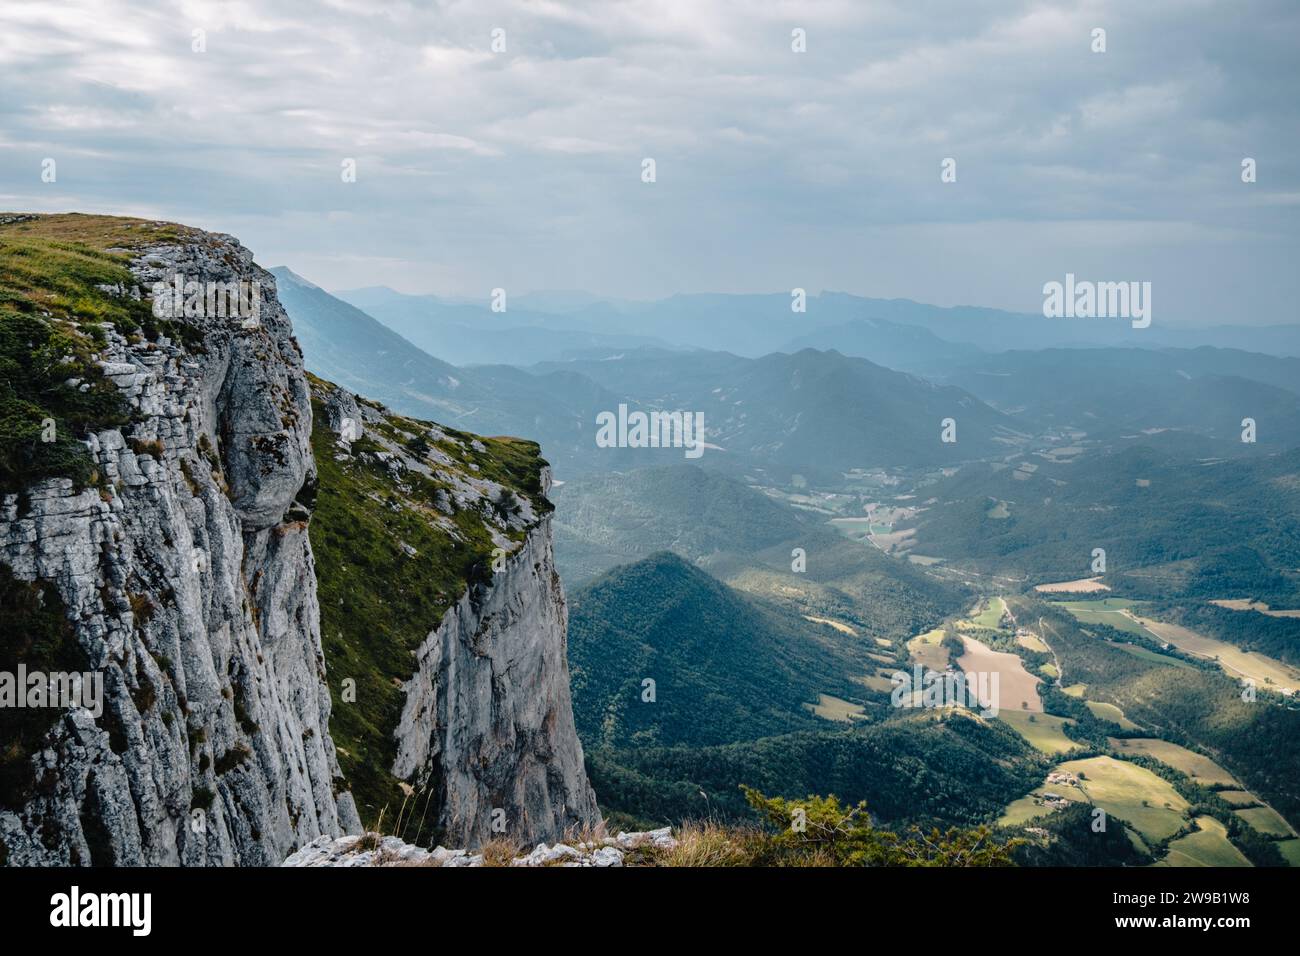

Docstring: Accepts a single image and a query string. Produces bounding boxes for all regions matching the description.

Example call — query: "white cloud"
[0,0,1295,321]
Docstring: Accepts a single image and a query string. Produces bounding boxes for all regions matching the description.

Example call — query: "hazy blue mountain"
[273,267,478,407]
[330,284,670,366]
[552,464,810,585]
[451,326,677,367]
[342,285,1300,359]
[529,348,752,402]
[791,294,1300,357]
[937,345,1300,396]
[933,347,1300,446]
[274,267,631,475]
[536,346,1019,479]
[694,349,1019,479]
[780,317,984,373]
[512,290,643,314]
[283,272,1015,479]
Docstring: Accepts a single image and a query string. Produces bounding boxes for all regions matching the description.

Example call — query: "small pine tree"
[740,787,1021,867]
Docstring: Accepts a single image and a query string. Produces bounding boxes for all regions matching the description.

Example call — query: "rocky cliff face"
[392,476,599,847]
[0,214,598,865]
[0,217,359,864]
[307,377,599,849]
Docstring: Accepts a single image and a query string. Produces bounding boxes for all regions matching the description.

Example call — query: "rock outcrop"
[0,220,360,864]
[308,376,600,848]
[392,483,600,847]
[282,827,676,867]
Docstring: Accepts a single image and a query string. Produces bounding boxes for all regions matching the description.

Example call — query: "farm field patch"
[1154,816,1251,868]
[1107,738,1236,787]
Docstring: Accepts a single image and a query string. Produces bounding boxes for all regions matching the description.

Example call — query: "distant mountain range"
[781,318,984,374]
[552,464,810,585]
[278,269,1020,480]
[530,346,1022,479]
[274,267,630,475]
[334,285,673,366]
[337,285,1300,359]
[930,347,1300,448]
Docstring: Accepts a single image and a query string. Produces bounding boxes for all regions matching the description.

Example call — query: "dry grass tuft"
[562,817,610,847]
[479,837,526,867]
[655,822,763,867]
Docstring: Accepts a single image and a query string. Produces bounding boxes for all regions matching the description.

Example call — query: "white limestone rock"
[391,473,600,848]
[281,830,672,867]
[0,229,359,866]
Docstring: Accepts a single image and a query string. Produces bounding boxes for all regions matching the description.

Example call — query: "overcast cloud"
[1,0,1296,324]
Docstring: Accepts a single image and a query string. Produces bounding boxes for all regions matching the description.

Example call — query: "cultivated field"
[969,596,1007,629]
[1034,576,1111,594]
[1137,617,1300,693]
[1117,642,1197,668]
[999,794,1055,827]
[1017,633,1050,652]
[1216,790,1258,807]
[999,710,1079,754]
[871,527,917,552]
[805,693,866,722]
[1234,805,1296,838]
[1155,816,1251,868]
[803,614,857,636]
[828,517,873,540]
[1057,756,1190,843]
[999,754,1190,845]
[957,635,1042,713]
[906,627,949,672]
[853,672,897,693]
[1210,599,1300,619]
[1056,599,1154,638]
[1085,701,1141,730]
[1107,738,1237,787]
[1276,840,1300,866]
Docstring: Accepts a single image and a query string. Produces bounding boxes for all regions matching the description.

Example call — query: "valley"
[553,436,1300,866]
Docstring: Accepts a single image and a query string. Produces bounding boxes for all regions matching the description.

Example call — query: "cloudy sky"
[1,0,1297,324]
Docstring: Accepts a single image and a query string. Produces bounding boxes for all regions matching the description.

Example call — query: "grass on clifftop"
[307,379,551,843]
[0,214,200,495]
[0,212,191,251]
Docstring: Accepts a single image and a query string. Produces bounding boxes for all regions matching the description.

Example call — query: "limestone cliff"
[0,214,597,865]
[392,482,598,847]
[0,214,359,865]
[307,376,599,848]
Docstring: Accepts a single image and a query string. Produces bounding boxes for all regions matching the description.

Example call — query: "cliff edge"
[0,213,597,864]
